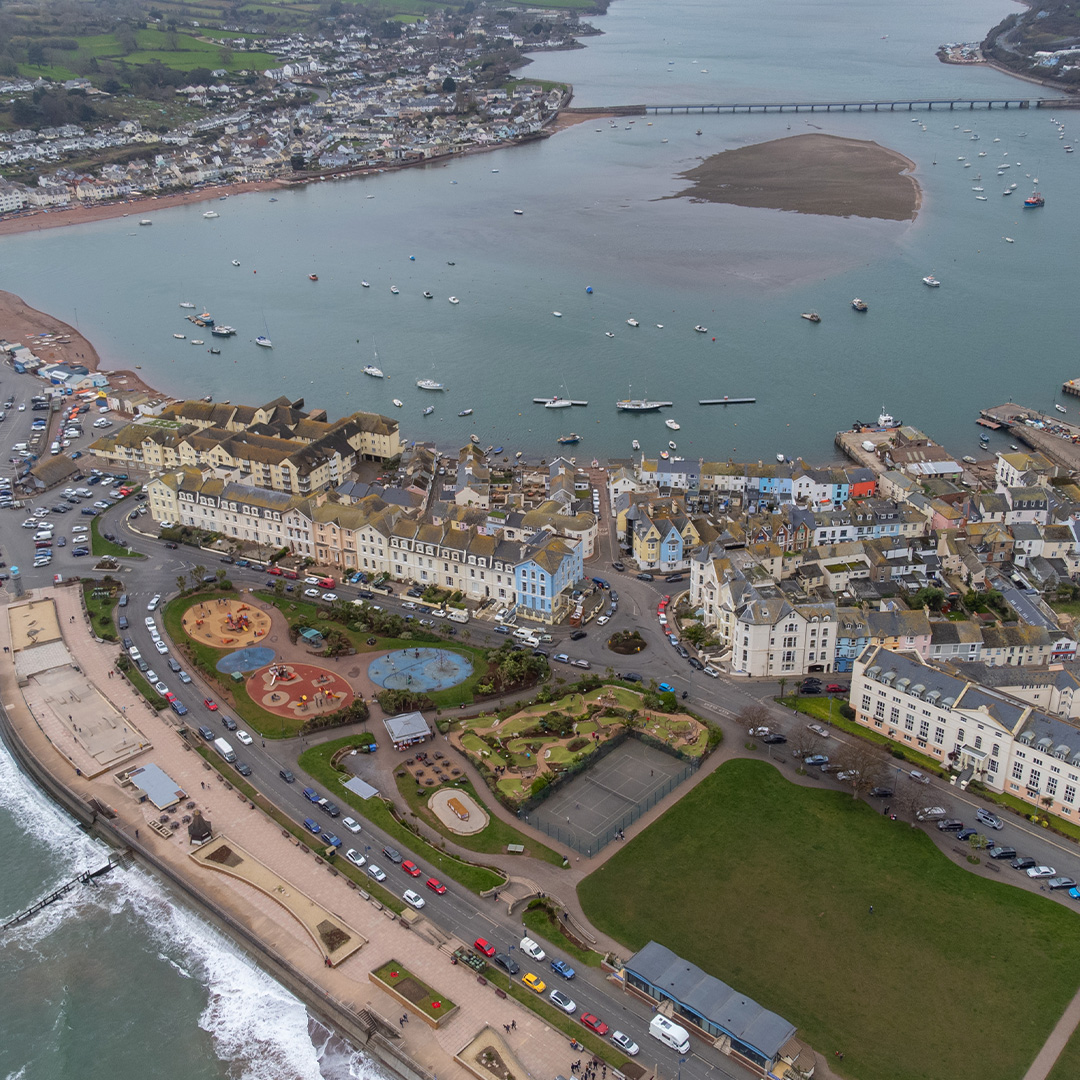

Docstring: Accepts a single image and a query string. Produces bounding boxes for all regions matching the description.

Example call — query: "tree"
[219,46,234,67]
[26,41,46,67]
[832,741,890,799]
[441,75,456,92]
[191,564,206,590]
[738,702,773,736]
[176,575,187,594]
[778,676,787,703]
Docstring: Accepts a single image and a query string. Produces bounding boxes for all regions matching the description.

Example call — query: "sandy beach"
[0,288,160,397]
[671,133,921,221]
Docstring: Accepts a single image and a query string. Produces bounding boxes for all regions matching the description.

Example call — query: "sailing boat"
[363,337,384,378]
[417,362,445,391]
[545,381,574,408]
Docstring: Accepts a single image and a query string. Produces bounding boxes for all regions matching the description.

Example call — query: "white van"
[50,441,60,455]
[447,609,469,623]
[213,737,236,764]
[649,1016,690,1054]
[513,627,533,640]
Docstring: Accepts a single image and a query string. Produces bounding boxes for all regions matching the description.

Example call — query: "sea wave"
[0,743,382,1080]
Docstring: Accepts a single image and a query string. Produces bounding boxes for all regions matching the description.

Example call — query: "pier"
[1063,379,1080,399]
[1,856,123,933]
[699,397,756,406]
[980,403,1080,472]
[532,398,589,407]
[645,98,1030,114]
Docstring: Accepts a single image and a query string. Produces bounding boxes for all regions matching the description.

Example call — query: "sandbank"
[670,132,921,221]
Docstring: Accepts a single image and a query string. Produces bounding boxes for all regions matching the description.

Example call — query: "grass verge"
[522,901,604,968]
[1047,1023,1080,1080]
[90,513,146,559]
[122,664,166,710]
[392,769,566,867]
[83,582,119,642]
[371,960,455,1019]
[299,736,506,894]
[579,758,1080,1080]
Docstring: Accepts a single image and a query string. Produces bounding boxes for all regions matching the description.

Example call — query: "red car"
[203,698,218,711]
[267,566,283,575]
[474,937,496,957]
[580,1013,609,1036]
[402,860,422,877]
[426,877,447,894]
[826,684,849,693]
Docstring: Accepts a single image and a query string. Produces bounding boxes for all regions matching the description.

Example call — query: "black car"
[988,846,1018,860]
[279,769,296,783]
[220,556,235,564]
[676,645,689,659]
[197,726,214,741]
[493,953,520,976]
[235,762,252,777]
[869,786,893,798]
[1011,855,1037,871]
[164,541,178,549]
[122,637,133,650]
[621,672,643,682]
[407,586,424,598]
[612,561,626,572]
[956,828,979,842]
[763,733,787,744]
[570,630,587,641]
[220,715,238,732]
[636,572,654,581]
[801,678,822,687]
[664,573,685,583]
[381,845,403,864]
[358,589,375,599]
[688,656,704,670]
[800,685,822,694]
[321,802,340,818]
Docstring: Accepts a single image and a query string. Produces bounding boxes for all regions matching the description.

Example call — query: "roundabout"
[181,598,272,649]
[367,648,473,693]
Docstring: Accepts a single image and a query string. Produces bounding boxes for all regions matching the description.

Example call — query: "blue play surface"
[215,646,276,674]
[367,648,473,692]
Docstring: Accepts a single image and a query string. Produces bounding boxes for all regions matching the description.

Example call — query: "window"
[988,759,998,774]
[889,707,900,724]
[904,715,914,732]
[1066,785,1076,805]
[861,694,872,711]
[1012,761,1024,781]
[1047,777,1058,797]
[1029,769,1042,789]
[934,726,945,745]
[919,720,929,741]
[974,735,982,750]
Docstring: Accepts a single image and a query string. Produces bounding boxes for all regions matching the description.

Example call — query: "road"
[2,368,1078,1077]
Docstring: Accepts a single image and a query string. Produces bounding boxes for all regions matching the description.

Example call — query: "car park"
[550,989,576,1014]
[473,938,496,957]
[365,864,387,882]
[522,973,546,994]
[402,889,425,909]
[580,1014,609,1036]
[345,849,366,868]
[550,959,575,980]
[611,1032,640,1056]
[494,954,520,976]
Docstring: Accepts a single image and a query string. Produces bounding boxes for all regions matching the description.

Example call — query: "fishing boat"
[605,331,615,338]
[423,406,434,416]
[390,285,399,294]
[627,318,639,327]
[801,312,821,323]
[361,280,370,288]
[180,301,195,309]
[392,399,403,408]
[1056,404,1067,414]
[632,439,641,451]
[1024,190,1045,208]
[851,298,868,312]
[458,408,473,417]
[417,378,445,391]
[309,274,319,281]
[423,291,433,299]
[232,260,240,266]
[449,296,460,304]
[665,419,680,430]
[557,434,582,445]
[922,275,941,287]
[203,211,219,219]
[255,336,273,348]
[694,324,708,333]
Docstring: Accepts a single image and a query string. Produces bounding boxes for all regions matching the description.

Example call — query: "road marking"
[698,700,738,720]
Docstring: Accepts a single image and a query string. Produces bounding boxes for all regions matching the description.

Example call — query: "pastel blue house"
[514,532,583,623]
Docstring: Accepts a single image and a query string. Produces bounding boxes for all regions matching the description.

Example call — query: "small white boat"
[1056,404,1067,414]
[139,219,152,226]
[1003,189,1012,196]
[180,302,195,309]
[656,324,664,329]
[1010,444,1019,451]
[1004,237,1014,243]
[665,419,680,430]
[361,280,370,288]
[423,291,433,299]
[553,311,562,318]
[627,318,639,327]
[255,335,272,348]
[231,259,240,266]
[605,331,615,338]
[962,456,977,464]
[545,397,573,409]
[173,333,186,339]
[972,186,984,191]
[417,378,445,391]
[922,275,940,287]
[660,450,669,460]
[632,439,640,451]
[449,296,460,304]
[458,408,473,417]
[203,211,219,219]
[668,440,677,451]
[362,365,384,379]
[975,195,987,201]
[776,453,785,462]
[514,209,524,216]
[191,339,204,345]
[694,325,708,333]
[392,399,403,408]
[423,405,434,416]
[390,286,399,294]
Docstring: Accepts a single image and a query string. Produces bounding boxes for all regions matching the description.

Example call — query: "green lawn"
[1047,1024,1080,1080]
[299,736,507,894]
[522,902,604,968]
[83,582,119,642]
[372,960,455,1019]
[391,770,565,866]
[579,759,1080,1080]
[90,514,146,560]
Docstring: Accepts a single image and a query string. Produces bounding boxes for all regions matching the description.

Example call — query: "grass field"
[1047,1025,1080,1080]
[83,582,119,642]
[90,514,146,560]
[578,759,1080,1080]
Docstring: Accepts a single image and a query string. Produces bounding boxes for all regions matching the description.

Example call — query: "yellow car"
[522,973,546,994]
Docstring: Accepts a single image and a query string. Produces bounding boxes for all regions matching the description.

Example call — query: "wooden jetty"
[1,856,123,933]
[699,397,756,406]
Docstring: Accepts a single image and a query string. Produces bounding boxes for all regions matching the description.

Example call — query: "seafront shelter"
[382,711,432,751]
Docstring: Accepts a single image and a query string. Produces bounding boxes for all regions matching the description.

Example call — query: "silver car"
[611,1031,639,1056]
[549,988,576,1014]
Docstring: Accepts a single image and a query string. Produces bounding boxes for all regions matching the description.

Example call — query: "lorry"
[213,737,236,764]
[649,1016,690,1054]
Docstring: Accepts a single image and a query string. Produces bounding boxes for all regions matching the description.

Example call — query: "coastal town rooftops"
[625,940,796,1063]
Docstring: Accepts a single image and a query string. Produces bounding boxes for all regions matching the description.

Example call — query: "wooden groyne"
[1,856,123,932]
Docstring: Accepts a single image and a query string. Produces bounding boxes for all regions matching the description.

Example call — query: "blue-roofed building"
[623,941,803,1077]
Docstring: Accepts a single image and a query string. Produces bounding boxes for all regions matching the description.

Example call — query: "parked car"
[382,845,403,864]
[956,829,979,842]
[1011,856,1037,870]
[988,846,1018,860]
[522,973,546,994]
[494,954,520,976]
[401,860,422,877]
[425,877,447,894]
[365,864,387,882]
[869,786,893,798]
[611,1032,640,1056]
[915,806,947,821]
[520,936,546,961]
[235,730,253,746]
[197,726,214,741]
[550,959,576,980]
[345,849,366,868]
[549,988,577,1014]
[1026,865,1057,879]
[937,819,965,832]
[908,770,931,785]
[473,938,496,958]
[303,818,322,836]
[580,1013,609,1036]
[804,754,829,767]
[341,817,361,834]
[402,889,426,909]
[806,723,830,739]
[976,807,1004,830]
[1049,876,1077,891]
[763,733,787,745]
[658,683,675,694]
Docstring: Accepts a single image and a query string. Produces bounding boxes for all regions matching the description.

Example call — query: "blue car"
[303,818,322,835]
[323,833,342,848]
[550,959,576,980]
[302,787,320,803]
[804,754,829,767]
[658,683,675,694]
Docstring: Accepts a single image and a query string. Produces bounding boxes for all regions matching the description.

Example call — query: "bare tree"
[739,703,773,736]
[833,741,891,799]
[892,781,925,825]
[789,729,820,762]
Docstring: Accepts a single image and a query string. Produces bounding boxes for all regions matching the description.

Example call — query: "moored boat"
[390,285,399,294]
[801,312,821,323]
[139,219,152,226]
[191,339,204,345]
[232,259,240,266]
[557,433,582,445]
[922,275,941,287]
[1055,404,1067,413]
[1024,190,1045,207]
[544,396,572,409]
[309,273,318,281]
[694,324,708,333]
[361,280,370,288]
[851,298,868,312]
[962,455,976,464]
[255,335,272,348]
[776,453,785,462]
[423,291,433,298]
[203,211,218,218]
[362,365,384,378]
[632,439,640,451]
[417,378,445,391]
[617,399,666,412]
[423,406,434,416]
[459,408,473,416]
[665,419,680,430]
[660,450,670,459]
[211,325,236,337]
[627,318,639,327]
[392,399,403,408]
[605,331,615,338]
[173,333,186,339]
[449,296,460,304]
[209,347,221,355]
[179,301,195,309]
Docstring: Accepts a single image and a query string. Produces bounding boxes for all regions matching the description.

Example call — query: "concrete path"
[1023,979,1080,1080]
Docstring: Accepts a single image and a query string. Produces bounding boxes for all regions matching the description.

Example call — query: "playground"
[245,662,354,720]
[428,787,488,835]
[181,598,272,650]
[455,686,709,805]
[367,648,473,693]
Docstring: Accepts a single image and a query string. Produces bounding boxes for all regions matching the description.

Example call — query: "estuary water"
[1,1,1076,1076]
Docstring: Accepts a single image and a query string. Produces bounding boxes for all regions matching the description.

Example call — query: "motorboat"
[632,439,640,451]
[656,324,664,329]
[922,275,941,287]
[514,209,524,215]
[417,378,445,391]
[458,408,473,417]
[665,419,680,430]
[211,325,236,337]
[962,456,976,465]
[203,211,219,218]
[232,259,240,266]
[553,311,562,318]
[605,331,615,338]
[1055,404,1067,414]
[1005,237,1014,243]
[191,339,204,345]
[309,273,318,281]
[492,447,503,455]
[694,325,708,333]
[209,348,221,355]
[449,296,460,304]
[423,291,433,299]
[362,365,384,379]
[390,286,399,294]
[776,453,785,463]
[470,433,480,444]
[255,336,272,348]
[361,280,370,288]
[627,318,639,327]
[423,406,434,416]
[1003,189,1013,196]
[139,219,152,226]
[851,298,868,312]
[558,433,581,445]
[545,397,573,409]
[801,312,821,323]
[975,195,988,201]
[173,333,186,339]
[392,399,403,408]
[180,302,196,309]
[515,451,523,459]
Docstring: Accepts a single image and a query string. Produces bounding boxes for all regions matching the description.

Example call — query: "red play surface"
[247,662,354,719]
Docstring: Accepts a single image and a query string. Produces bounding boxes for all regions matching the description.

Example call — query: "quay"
[980,402,1080,472]
[1,856,123,932]
[699,397,756,405]
[531,398,589,406]
[1063,379,1080,398]
[645,97,1030,114]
